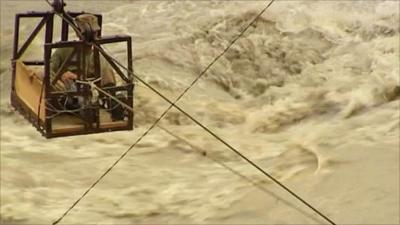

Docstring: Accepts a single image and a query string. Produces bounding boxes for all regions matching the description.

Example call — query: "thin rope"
[36,82,45,131]
[51,1,335,225]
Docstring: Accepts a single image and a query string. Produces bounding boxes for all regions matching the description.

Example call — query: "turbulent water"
[1,0,399,224]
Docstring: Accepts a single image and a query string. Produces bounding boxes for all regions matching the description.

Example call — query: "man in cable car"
[50,14,124,120]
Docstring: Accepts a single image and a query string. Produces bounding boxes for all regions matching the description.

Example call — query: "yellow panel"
[15,60,46,121]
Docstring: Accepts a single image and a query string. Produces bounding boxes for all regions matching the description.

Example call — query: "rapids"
[1,1,399,224]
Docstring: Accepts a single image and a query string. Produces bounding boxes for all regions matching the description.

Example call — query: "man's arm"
[50,48,78,84]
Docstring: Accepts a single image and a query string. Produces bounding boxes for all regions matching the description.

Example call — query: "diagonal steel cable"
[52,1,335,225]
[52,1,276,223]
[156,125,325,224]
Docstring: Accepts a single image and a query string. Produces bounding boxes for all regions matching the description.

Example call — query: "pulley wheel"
[52,0,65,13]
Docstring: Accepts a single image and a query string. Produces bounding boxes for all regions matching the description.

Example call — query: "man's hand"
[61,71,78,81]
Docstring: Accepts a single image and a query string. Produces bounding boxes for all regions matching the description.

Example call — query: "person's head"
[74,14,101,40]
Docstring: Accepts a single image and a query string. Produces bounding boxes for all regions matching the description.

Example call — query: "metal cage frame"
[11,10,134,138]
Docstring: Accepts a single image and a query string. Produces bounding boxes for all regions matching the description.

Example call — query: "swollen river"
[1,1,399,224]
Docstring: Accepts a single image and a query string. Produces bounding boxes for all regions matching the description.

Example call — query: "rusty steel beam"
[44,44,52,135]
[23,60,45,65]
[16,16,49,59]
[11,15,20,93]
[17,11,52,17]
[126,36,134,128]
[95,35,130,45]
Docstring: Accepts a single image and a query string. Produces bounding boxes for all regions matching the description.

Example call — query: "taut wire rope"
[46,1,336,225]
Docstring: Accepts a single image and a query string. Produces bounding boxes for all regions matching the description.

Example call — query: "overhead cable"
[49,1,335,225]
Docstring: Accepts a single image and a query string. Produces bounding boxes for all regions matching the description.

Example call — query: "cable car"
[10,0,134,138]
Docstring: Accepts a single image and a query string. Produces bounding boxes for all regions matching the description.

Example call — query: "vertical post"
[79,44,92,130]
[93,45,100,79]
[44,44,52,137]
[97,14,102,37]
[127,37,133,81]
[44,14,54,137]
[11,15,20,93]
[45,14,54,44]
[93,44,101,129]
[77,44,82,93]
[61,19,69,41]
[126,37,134,128]
[12,15,20,60]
